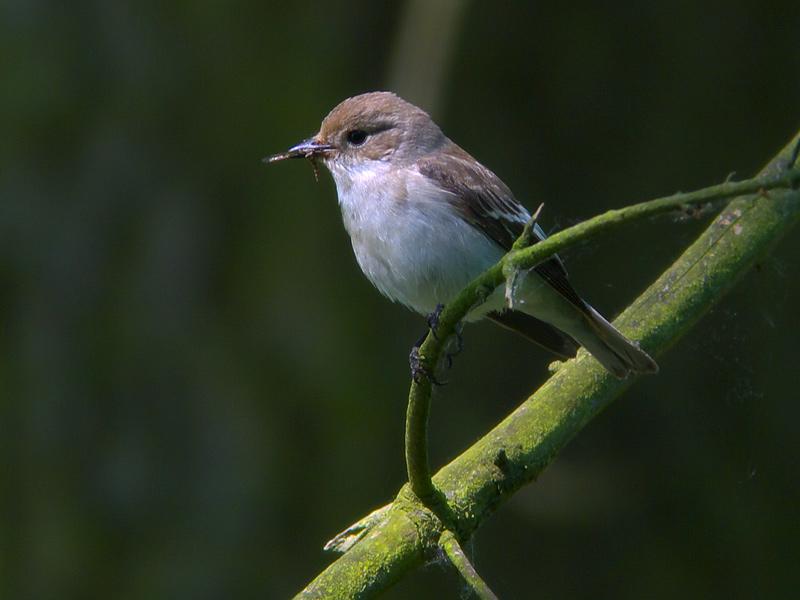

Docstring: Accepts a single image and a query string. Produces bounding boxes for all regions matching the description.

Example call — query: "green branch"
[295,132,800,599]
[405,160,800,504]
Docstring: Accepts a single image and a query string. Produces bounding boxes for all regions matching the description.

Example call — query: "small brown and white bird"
[268,92,657,378]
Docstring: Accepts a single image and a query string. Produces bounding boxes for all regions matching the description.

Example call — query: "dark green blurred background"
[3,1,799,598]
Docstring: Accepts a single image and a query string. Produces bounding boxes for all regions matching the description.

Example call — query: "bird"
[267,91,657,378]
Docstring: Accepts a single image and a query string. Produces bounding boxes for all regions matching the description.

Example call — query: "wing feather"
[416,146,589,314]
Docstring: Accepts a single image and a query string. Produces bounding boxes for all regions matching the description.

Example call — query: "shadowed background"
[2,2,799,598]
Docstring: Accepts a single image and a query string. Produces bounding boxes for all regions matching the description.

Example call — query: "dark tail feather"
[488,310,579,360]
[578,306,659,378]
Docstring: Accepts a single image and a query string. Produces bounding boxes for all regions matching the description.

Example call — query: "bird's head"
[266,92,445,176]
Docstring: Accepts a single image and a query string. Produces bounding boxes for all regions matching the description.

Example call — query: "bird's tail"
[572,305,658,379]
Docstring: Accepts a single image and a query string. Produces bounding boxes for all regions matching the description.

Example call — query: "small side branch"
[440,530,499,600]
[512,202,545,250]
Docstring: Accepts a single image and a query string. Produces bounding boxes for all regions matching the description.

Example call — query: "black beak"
[263,138,334,163]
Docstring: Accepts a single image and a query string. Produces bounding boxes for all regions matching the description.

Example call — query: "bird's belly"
[344,200,505,316]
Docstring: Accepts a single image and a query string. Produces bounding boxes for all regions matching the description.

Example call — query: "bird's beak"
[263,138,334,164]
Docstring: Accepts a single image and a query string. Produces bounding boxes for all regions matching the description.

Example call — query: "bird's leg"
[409,304,447,385]
[409,347,447,386]
[445,322,464,368]
[411,302,444,352]
[426,303,445,339]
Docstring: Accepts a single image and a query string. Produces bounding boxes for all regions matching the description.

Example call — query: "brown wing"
[416,145,590,315]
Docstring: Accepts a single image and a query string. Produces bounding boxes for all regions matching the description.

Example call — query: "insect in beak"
[264,138,334,181]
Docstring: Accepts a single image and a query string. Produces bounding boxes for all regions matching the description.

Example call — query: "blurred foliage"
[1,1,799,598]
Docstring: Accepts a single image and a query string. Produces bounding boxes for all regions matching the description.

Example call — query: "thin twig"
[512,202,545,250]
[440,530,499,600]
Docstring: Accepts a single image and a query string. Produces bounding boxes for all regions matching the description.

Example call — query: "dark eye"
[346,129,368,146]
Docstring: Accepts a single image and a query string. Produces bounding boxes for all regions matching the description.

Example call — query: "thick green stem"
[296,133,800,599]
[404,378,434,499]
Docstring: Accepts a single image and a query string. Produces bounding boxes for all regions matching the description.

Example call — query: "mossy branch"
[295,133,800,599]
[405,159,800,503]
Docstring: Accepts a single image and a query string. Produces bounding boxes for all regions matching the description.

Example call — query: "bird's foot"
[408,304,451,384]
[426,303,445,338]
[409,346,446,386]
[411,303,445,349]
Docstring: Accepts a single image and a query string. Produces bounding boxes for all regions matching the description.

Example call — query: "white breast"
[331,163,506,317]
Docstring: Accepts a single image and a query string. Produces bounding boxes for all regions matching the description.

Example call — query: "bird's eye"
[346,129,368,146]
